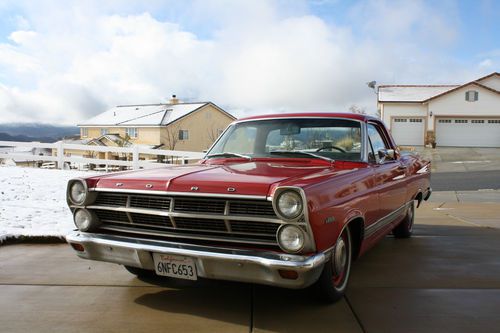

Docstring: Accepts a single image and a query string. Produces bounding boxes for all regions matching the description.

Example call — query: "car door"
[366,123,407,231]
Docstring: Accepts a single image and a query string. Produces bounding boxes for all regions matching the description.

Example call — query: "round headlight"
[69,180,87,205]
[277,224,305,253]
[277,191,303,219]
[74,209,99,231]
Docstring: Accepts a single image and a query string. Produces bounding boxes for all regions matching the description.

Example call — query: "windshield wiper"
[270,151,334,162]
[206,152,252,160]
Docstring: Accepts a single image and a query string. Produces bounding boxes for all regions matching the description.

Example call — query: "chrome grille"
[130,196,170,210]
[94,193,127,207]
[95,210,129,223]
[230,220,280,234]
[89,191,283,247]
[229,201,276,217]
[174,198,225,214]
[131,213,172,227]
[175,217,227,231]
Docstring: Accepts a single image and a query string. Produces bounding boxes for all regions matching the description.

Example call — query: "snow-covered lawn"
[0,166,100,242]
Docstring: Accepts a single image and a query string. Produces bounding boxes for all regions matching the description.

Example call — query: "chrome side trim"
[364,201,412,239]
[90,188,268,200]
[416,164,430,174]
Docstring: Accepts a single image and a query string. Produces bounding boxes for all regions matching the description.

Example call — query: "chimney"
[169,94,179,104]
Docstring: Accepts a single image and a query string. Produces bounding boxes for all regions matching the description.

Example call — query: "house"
[378,72,500,147]
[0,146,52,167]
[78,96,235,152]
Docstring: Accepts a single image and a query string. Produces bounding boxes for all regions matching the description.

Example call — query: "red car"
[66,113,431,302]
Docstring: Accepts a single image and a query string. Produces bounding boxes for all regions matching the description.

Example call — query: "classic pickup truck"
[66,113,431,302]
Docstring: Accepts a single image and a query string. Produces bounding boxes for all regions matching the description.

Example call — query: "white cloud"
[0,0,481,125]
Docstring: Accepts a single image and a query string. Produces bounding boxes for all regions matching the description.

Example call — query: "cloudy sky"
[0,0,498,125]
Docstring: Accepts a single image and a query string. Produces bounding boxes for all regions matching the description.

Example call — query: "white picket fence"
[0,140,206,170]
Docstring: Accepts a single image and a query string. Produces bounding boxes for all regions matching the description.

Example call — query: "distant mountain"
[0,123,79,143]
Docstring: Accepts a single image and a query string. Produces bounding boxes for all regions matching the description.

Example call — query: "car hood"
[93,160,336,197]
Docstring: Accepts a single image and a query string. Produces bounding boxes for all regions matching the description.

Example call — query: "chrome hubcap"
[333,237,347,276]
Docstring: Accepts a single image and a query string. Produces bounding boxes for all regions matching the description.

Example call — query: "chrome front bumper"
[66,232,328,289]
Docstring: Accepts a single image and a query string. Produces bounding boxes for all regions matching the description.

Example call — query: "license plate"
[152,253,197,280]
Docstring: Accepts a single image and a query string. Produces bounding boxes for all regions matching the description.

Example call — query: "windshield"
[207,118,362,161]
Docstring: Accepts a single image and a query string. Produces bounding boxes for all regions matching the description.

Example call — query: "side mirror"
[378,149,395,163]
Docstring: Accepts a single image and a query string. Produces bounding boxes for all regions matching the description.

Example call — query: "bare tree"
[206,125,222,144]
[116,133,131,161]
[348,104,367,115]
[164,123,181,150]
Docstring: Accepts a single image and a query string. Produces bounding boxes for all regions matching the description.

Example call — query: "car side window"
[367,124,389,163]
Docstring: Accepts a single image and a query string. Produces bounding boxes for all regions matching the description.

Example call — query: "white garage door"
[436,118,500,147]
[391,118,425,146]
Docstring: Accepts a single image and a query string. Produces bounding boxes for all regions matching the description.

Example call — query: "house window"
[81,128,88,137]
[454,119,468,124]
[438,119,452,123]
[125,128,138,138]
[488,120,500,124]
[465,90,478,102]
[471,120,484,124]
[394,118,407,123]
[100,128,109,135]
[409,118,422,123]
[179,130,189,140]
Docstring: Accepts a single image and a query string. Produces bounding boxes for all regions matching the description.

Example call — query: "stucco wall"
[427,84,500,130]
[479,76,500,91]
[382,103,428,129]
[162,105,234,151]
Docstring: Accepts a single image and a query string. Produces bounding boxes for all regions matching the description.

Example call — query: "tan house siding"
[81,127,162,145]
[161,104,234,151]
[79,102,234,152]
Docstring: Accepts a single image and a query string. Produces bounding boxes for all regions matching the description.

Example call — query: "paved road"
[431,170,500,191]
[1,202,500,332]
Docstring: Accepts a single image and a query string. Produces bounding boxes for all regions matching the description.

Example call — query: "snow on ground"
[0,166,101,242]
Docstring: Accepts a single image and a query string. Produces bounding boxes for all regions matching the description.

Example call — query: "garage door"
[436,118,500,147]
[391,118,425,146]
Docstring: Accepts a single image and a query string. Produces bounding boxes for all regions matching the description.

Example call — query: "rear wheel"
[313,226,352,303]
[124,265,155,278]
[393,200,415,238]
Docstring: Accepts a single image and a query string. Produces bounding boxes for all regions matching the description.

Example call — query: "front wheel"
[313,226,352,303]
[393,200,415,238]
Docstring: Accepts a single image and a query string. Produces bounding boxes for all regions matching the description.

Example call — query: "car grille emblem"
[191,186,199,191]
[227,187,236,192]
[146,184,153,188]
[115,183,123,187]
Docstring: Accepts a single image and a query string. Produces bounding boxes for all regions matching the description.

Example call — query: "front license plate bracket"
[152,253,197,281]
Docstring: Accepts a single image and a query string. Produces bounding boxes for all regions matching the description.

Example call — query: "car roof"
[237,112,378,123]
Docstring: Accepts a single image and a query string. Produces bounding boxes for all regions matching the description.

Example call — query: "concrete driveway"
[1,202,500,332]
[407,147,500,173]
